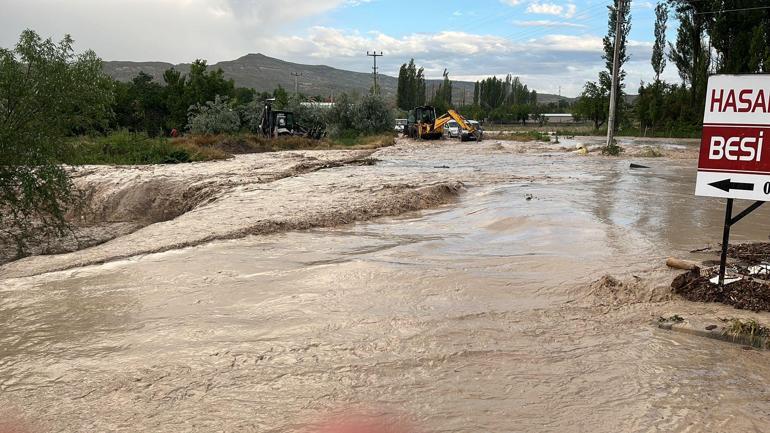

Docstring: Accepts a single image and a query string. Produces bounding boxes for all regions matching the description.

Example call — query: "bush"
[324,94,393,138]
[187,95,241,134]
[353,95,395,136]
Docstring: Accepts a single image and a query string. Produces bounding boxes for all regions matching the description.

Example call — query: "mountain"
[103,53,573,105]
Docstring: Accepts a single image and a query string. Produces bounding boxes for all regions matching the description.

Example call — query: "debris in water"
[708,275,742,285]
[748,263,770,276]
[666,257,700,271]
[574,143,588,155]
[629,163,650,169]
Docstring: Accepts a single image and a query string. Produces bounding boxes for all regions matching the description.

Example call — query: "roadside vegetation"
[0,29,394,258]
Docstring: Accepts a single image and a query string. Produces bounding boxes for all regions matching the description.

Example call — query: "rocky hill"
[103,53,572,105]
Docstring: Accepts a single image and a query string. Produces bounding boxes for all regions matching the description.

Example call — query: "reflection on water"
[2,141,770,432]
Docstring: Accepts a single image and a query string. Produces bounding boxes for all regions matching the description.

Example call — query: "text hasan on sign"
[695,75,770,201]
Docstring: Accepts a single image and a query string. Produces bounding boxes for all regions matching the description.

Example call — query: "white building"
[541,113,575,123]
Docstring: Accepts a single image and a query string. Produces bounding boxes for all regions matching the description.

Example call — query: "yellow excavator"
[405,105,481,141]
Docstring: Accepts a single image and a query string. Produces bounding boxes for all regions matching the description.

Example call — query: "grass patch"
[723,318,770,338]
[722,318,770,348]
[64,131,229,165]
[63,131,395,166]
[178,132,395,153]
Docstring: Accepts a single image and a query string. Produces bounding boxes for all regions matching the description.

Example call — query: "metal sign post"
[696,75,770,286]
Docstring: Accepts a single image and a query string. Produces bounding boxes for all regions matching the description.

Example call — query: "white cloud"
[0,0,348,63]
[632,1,655,9]
[526,2,577,18]
[0,0,662,97]
[252,26,657,96]
[515,20,586,28]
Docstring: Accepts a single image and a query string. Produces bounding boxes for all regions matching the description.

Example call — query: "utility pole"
[291,72,302,95]
[606,0,627,149]
[367,50,383,95]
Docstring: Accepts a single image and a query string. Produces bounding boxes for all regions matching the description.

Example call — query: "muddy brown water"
[2,138,770,432]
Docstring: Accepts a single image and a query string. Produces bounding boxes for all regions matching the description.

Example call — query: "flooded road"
[2,138,770,432]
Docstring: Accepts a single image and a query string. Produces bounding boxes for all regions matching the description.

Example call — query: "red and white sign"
[696,75,770,200]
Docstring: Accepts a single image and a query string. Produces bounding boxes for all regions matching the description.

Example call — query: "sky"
[0,0,682,96]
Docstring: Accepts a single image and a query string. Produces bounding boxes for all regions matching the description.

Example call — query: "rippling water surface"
[2,139,770,432]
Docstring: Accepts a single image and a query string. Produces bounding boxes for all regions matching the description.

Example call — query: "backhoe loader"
[405,106,481,141]
[258,99,325,139]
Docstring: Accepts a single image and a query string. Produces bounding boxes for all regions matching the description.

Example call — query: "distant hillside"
[103,53,573,105]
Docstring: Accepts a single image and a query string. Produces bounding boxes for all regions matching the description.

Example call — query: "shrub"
[324,94,393,138]
[187,95,241,134]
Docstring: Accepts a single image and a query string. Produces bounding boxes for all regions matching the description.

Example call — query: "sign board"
[696,75,770,201]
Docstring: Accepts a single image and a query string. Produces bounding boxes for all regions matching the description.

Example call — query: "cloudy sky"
[0,0,681,96]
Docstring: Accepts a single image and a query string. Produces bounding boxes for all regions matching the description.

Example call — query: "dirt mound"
[727,242,770,264]
[672,273,770,312]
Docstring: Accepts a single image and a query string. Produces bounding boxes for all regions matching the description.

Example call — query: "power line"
[696,5,770,14]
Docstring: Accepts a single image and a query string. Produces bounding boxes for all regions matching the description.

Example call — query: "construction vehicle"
[405,106,481,141]
[258,99,325,139]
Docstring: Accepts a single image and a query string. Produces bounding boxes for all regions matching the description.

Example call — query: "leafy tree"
[0,30,113,256]
[600,0,631,132]
[396,59,426,110]
[353,95,394,135]
[163,67,187,130]
[273,85,289,109]
[187,95,241,134]
[431,69,453,114]
[652,2,668,82]
[131,72,168,135]
[184,59,235,107]
[574,81,608,130]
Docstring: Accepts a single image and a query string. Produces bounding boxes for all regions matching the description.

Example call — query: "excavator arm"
[434,110,477,135]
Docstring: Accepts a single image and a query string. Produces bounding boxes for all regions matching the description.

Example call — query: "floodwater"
[2,138,770,432]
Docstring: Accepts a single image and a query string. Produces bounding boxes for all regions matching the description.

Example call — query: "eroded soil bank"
[3,137,770,433]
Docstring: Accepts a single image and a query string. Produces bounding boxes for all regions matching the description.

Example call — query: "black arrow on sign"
[709,178,755,192]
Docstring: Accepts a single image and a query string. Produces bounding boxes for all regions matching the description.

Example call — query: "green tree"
[273,85,289,109]
[0,30,113,256]
[396,59,426,110]
[187,95,241,134]
[574,81,608,130]
[163,67,187,130]
[652,2,668,82]
[184,59,235,108]
[600,0,631,132]
[131,72,167,135]
[431,69,453,113]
